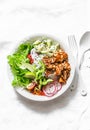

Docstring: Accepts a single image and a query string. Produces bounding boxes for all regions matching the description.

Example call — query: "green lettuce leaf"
[7,42,33,87]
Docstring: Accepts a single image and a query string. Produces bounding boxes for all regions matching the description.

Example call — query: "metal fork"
[68,35,87,96]
[68,35,78,62]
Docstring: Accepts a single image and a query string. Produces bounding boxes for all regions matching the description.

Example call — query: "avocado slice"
[24,72,35,79]
[20,63,35,72]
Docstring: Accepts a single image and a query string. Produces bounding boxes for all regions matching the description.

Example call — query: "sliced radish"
[42,82,57,97]
[54,81,62,91]
[42,81,62,97]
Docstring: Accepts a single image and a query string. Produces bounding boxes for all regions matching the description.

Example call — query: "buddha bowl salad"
[7,37,71,97]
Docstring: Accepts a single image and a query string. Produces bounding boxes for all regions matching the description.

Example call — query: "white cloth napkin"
[0,0,90,130]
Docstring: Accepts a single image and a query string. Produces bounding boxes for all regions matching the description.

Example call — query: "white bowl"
[7,34,75,101]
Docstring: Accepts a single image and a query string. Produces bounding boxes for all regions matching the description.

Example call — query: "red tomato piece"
[27,54,34,64]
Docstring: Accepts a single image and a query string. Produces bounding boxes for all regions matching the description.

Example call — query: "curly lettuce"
[7,42,33,87]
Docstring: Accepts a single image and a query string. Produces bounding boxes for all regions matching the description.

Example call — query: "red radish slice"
[42,81,62,97]
[54,81,62,91]
[42,82,57,97]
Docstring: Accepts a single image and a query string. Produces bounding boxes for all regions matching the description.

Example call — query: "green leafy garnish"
[7,42,33,87]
